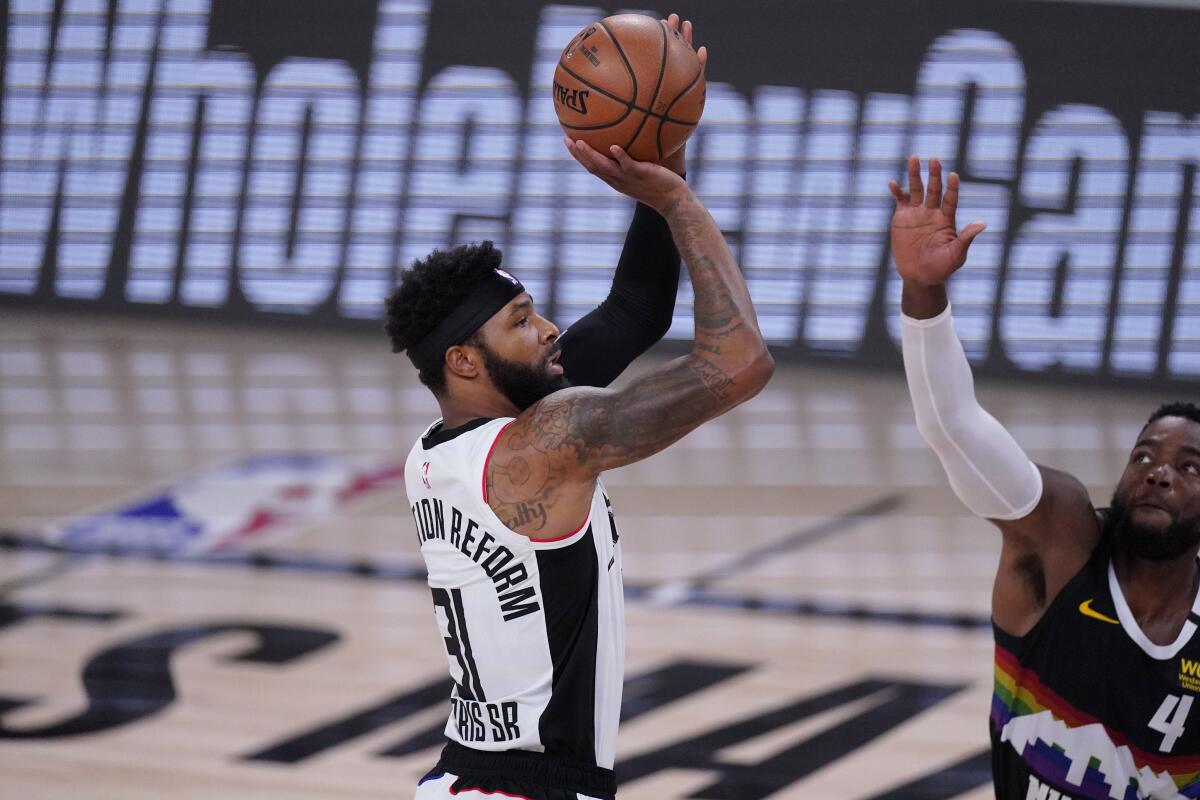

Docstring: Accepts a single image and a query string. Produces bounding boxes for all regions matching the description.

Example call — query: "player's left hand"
[657,13,706,177]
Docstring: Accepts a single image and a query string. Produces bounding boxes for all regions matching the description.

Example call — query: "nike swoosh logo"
[1079,598,1120,625]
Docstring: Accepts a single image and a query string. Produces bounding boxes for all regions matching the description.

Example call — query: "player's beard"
[1107,493,1200,562]
[479,342,571,412]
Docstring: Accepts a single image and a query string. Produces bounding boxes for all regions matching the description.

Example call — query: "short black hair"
[384,241,503,394]
[1146,401,1200,429]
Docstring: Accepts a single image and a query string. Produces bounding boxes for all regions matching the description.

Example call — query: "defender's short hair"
[1146,401,1200,429]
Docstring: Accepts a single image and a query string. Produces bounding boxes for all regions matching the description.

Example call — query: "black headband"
[404,268,525,369]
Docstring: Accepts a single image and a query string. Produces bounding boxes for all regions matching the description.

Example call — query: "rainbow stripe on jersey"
[993,644,1200,799]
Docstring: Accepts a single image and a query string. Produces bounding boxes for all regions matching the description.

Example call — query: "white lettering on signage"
[129,0,255,306]
[240,58,360,311]
[1,8,1198,382]
[743,85,806,342]
[398,64,521,292]
[884,28,1024,358]
[338,0,430,318]
[1114,112,1200,377]
[1003,104,1128,371]
[1,0,156,298]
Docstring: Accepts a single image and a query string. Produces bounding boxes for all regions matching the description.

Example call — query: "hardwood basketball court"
[0,307,1161,798]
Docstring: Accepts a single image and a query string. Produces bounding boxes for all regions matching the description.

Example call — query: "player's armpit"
[991,465,1103,636]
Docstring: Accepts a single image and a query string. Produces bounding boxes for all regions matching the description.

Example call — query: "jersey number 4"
[1149,694,1194,753]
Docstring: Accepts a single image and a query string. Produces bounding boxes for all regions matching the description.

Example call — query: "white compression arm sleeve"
[901,304,1043,520]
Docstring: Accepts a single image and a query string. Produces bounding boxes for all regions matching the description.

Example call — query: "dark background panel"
[1,0,1197,390]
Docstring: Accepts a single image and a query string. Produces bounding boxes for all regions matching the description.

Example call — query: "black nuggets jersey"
[992,536,1200,799]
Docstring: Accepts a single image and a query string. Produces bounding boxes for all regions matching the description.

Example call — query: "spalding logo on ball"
[553,14,706,162]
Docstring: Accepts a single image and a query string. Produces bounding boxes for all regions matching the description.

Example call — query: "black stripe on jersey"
[534,524,600,765]
[451,588,487,701]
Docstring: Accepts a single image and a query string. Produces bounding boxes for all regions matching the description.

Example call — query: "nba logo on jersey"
[494,268,519,285]
[421,461,433,490]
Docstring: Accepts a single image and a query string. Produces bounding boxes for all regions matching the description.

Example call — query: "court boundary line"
[659,493,906,594]
[0,529,990,631]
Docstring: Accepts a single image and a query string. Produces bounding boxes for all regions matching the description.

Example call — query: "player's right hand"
[888,156,986,287]
[657,13,707,178]
[565,138,688,215]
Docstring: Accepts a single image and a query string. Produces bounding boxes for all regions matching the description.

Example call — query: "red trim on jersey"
[530,516,591,544]
[481,421,514,503]
[450,788,533,800]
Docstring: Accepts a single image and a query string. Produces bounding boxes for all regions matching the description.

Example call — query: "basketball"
[552,14,706,163]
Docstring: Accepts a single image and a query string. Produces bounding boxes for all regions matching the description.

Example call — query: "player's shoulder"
[500,386,613,456]
[994,464,1101,601]
[1036,464,1092,505]
[1023,464,1101,536]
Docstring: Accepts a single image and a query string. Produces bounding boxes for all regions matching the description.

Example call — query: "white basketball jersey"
[405,417,625,769]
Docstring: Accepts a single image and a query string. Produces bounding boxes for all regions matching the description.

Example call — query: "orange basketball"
[552,14,706,163]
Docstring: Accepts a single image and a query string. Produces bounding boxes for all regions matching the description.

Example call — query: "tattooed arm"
[486,141,774,539]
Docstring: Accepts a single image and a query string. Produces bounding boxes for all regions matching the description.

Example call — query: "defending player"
[388,20,773,800]
[891,156,1200,799]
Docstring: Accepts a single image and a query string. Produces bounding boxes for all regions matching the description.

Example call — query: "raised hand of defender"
[888,156,986,287]
[564,139,687,215]
[657,13,707,177]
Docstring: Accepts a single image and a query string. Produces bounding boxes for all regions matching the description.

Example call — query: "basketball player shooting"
[388,18,773,800]
[891,156,1200,799]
